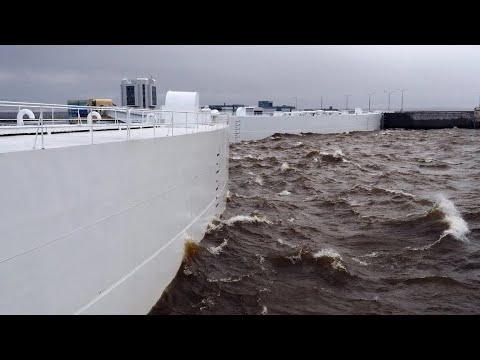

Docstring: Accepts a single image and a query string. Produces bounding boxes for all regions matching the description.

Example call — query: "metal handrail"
[0,101,224,115]
[0,101,229,152]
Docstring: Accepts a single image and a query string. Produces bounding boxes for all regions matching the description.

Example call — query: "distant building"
[120,77,157,109]
[235,106,264,116]
[257,101,295,113]
[208,103,245,114]
[258,100,273,108]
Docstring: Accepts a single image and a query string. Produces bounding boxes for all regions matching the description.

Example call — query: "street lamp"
[384,90,397,111]
[291,96,298,111]
[344,94,351,111]
[368,92,375,112]
[396,89,407,112]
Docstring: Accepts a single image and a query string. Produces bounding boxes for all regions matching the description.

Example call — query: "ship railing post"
[40,106,44,149]
[127,108,132,140]
[171,111,174,136]
[33,108,40,150]
[90,110,94,144]
[77,109,80,125]
[185,112,188,134]
[52,107,54,125]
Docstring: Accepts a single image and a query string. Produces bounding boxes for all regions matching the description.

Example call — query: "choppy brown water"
[150,129,480,315]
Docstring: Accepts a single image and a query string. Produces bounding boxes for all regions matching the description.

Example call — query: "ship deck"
[0,123,225,154]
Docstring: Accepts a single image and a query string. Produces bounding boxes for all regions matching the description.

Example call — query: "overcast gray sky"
[1,45,479,110]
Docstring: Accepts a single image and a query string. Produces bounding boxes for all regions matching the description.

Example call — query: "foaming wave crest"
[255,176,264,186]
[383,188,416,199]
[281,162,290,172]
[408,195,470,251]
[223,214,273,226]
[313,248,347,271]
[278,190,291,196]
[206,214,272,233]
[208,239,228,255]
[436,195,470,243]
[352,257,369,266]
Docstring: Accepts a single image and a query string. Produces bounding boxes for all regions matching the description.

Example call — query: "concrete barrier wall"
[384,111,477,129]
[229,113,383,142]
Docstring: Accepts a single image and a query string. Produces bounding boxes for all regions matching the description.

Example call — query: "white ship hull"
[229,112,383,142]
[0,126,229,314]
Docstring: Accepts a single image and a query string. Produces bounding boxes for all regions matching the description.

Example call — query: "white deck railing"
[0,101,229,152]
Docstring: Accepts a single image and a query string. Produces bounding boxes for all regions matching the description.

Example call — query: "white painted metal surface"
[0,101,229,315]
[229,111,383,142]
[17,108,35,126]
[164,91,201,127]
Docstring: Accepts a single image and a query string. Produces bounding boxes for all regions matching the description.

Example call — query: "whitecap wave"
[208,238,228,255]
[361,251,381,258]
[408,195,470,250]
[223,214,273,226]
[383,188,416,199]
[183,264,193,276]
[313,248,347,271]
[255,176,264,185]
[206,214,272,233]
[436,195,470,243]
[352,257,369,266]
[286,249,303,264]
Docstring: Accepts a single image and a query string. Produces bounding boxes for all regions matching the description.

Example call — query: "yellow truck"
[88,99,116,107]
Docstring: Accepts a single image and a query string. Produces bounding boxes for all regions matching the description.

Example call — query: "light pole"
[397,89,407,112]
[384,90,396,111]
[368,92,375,111]
[345,94,351,111]
[292,96,298,111]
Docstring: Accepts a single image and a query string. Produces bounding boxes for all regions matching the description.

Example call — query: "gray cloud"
[1,45,479,110]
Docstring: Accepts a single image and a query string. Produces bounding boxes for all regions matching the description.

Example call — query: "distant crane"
[368,92,375,111]
[384,90,397,111]
[397,89,408,112]
[344,95,351,111]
